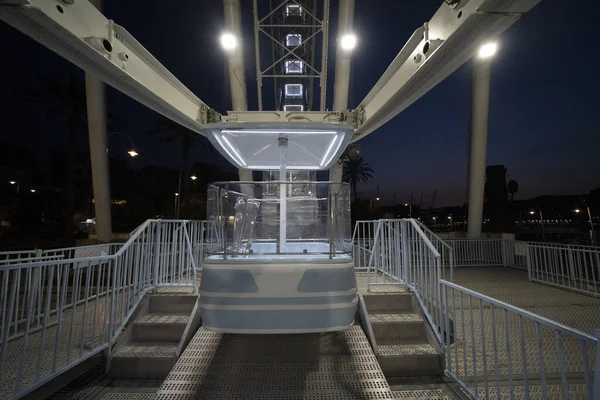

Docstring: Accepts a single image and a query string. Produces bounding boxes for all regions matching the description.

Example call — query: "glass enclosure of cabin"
[205,181,351,260]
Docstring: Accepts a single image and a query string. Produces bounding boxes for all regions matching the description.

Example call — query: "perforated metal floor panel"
[391,388,451,399]
[156,325,397,399]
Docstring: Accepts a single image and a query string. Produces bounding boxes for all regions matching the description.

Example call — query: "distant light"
[220,32,237,51]
[175,193,179,196]
[128,149,139,157]
[30,189,36,193]
[85,218,95,224]
[191,175,198,181]
[404,203,408,206]
[478,42,498,59]
[9,181,16,185]
[376,197,380,201]
[574,209,581,213]
[432,217,436,220]
[448,216,452,220]
[529,210,536,215]
[340,33,357,51]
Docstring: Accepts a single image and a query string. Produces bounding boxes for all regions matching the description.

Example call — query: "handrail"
[440,280,595,343]
[415,220,452,251]
[408,219,441,258]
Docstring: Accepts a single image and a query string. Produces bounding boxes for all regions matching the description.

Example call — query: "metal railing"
[446,239,508,267]
[352,220,379,272]
[440,279,599,400]
[404,220,444,344]
[527,242,600,297]
[366,220,404,287]
[0,219,197,399]
[0,244,123,266]
[415,220,454,280]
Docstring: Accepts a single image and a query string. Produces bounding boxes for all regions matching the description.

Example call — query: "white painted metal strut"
[0,0,217,136]
[351,0,542,143]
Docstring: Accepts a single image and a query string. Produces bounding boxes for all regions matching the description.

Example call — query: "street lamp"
[376,197,380,201]
[530,209,545,241]
[575,207,596,245]
[478,42,498,59]
[9,180,19,193]
[340,33,357,51]
[30,189,36,193]
[108,132,139,158]
[191,175,197,181]
[220,32,237,51]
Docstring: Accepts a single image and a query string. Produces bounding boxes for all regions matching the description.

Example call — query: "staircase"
[108,294,198,379]
[363,293,443,379]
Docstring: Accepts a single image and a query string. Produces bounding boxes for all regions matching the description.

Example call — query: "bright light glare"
[320,135,341,168]
[9,181,16,185]
[376,197,380,201]
[448,216,452,220]
[128,149,139,157]
[175,193,179,196]
[30,189,36,193]
[574,209,581,213]
[340,34,357,51]
[191,175,198,181]
[529,211,535,215]
[478,42,498,59]
[220,32,237,51]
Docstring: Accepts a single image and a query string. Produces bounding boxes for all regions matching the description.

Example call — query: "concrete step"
[149,294,197,314]
[108,342,178,379]
[369,312,426,342]
[363,293,413,313]
[377,340,442,378]
[132,313,189,342]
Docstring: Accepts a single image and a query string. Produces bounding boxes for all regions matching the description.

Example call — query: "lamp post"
[448,215,453,232]
[108,132,139,158]
[9,180,19,193]
[575,207,596,245]
[530,209,545,241]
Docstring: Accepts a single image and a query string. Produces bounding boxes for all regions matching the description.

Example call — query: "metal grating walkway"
[156,325,398,400]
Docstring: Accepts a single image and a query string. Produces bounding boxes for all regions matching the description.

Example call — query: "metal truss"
[253,0,329,111]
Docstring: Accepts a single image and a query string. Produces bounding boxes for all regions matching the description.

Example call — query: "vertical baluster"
[469,295,478,392]
[15,267,40,392]
[534,322,547,399]
[66,263,81,364]
[52,264,69,373]
[517,315,530,400]
[503,309,515,400]
[36,265,55,381]
[0,270,19,384]
[479,298,489,399]
[79,264,93,357]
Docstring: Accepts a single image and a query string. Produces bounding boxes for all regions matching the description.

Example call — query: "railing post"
[401,220,408,283]
[594,329,600,399]
[153,220,162,289]
[526,242,532,282]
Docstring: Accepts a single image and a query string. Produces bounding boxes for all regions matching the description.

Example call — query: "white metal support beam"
[0,0,218,136]
[332,0,354,111]
[329,0,354,186]
[224,0,248,112]
[467,57,492,238]
[351,0,542,143]
[86,0,112,244]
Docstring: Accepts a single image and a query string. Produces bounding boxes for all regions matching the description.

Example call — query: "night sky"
[1,0,599,207]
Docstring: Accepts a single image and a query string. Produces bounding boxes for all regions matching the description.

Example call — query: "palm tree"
[147,117,215,197]
[18,72,87,245]
[343,156,374,202]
